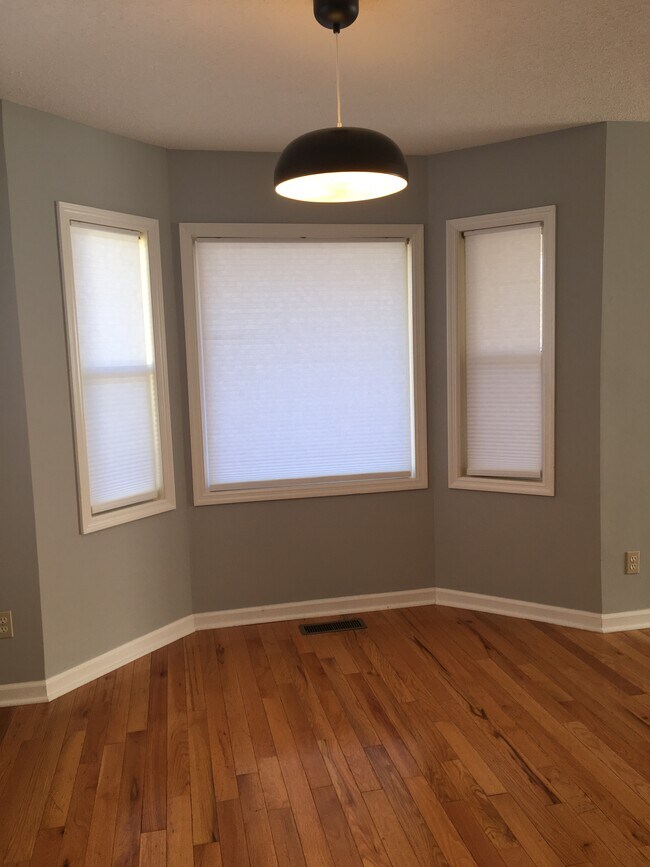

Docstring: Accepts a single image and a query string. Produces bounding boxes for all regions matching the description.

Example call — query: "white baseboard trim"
[435,587,650,633]
[194,586,439,630]
[46,614,195,702]
[435,588,603,631]
[0,679,49,708]
[601,608,650,633]
[2,588,649,707]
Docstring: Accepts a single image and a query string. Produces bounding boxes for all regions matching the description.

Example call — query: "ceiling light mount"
[313,0,359,33]
[274,0,408,203]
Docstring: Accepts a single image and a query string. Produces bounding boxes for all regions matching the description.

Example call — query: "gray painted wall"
[600,123,650,613]
[429,125,607,612]
[3,103,646,685]
[2,102,193,678]
[0,104,45,683]
[167,151,436,613]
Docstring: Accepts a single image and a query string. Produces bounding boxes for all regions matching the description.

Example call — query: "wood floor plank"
[436,720,507,796]
[26,826,64,867]
[535,623,645,695]
[489,616,650,735]
[65,679,97,736]
[1,607,649,867]
[277,682,332,790]
[215,630,257,777]
[167,638,191,802]
[142,647,168,833]
[546,802,628,867]
[111,730,146,867]
[405,775,478,866]
[257,624,295,688]
[362,787,420,867]
[443,799,508,867]
[106,662,135,745]
[139,829,166,867]
[440,759,521,854]
[227,630,277,762]
[127,655,152,734]
[237,772,279,867]
[558,627,650,691]
[578,806,650,867]
[481,655,650,821]
[188,710,219,845]
[1,691,74,863]
[346,671,421,780]
[84,741,126,867]
[0,739,45,863]
[56,758,102,865]
[312,784,364,867]
[263,695,334,867]
[167,794,194,867]
[314,737,392,867]
[81,671,117,766]
[166,637,194,867]
[193,841,223,866]
[564,718,650,803]
[0,707,14,747]
[497,684,650,851]
[563,698,650,775]
[0,706,44,800]
[257,755,290,810]
[246,632,280,700]
[311,671,380,793]
[215,799,250,867]
[267,808,307,867]
[489,792,564,867]
[317,655,382,749]
[346,627,416,703]
[185,632,207,714]
[40,728,85,829]
[199,631,238,803]
[365,743,452,866]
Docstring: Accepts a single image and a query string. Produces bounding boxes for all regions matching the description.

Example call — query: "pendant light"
[275,0,408,203]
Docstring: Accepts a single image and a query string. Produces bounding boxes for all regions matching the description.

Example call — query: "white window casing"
[446,206,556,496]
[57,203,175,532]
[180,223,427,505]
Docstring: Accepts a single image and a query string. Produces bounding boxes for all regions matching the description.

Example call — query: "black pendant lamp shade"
[274,126,409,203]
[274,0,408,203]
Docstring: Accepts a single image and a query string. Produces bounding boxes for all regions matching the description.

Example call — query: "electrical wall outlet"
[625,551,641,575]
[0,611,13,638]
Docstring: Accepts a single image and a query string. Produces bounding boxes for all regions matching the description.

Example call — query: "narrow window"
[58,203,175,531]
[180,224,427,505]
[447,206,555,495]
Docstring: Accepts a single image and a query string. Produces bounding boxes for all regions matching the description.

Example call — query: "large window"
[180,223,427,505]
[58,203,175,532]
[446,206,555,495]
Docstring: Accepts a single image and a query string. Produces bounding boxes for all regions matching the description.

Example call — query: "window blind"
[193,239,414,488]
[464,223,543,479]
[70,223,162,512]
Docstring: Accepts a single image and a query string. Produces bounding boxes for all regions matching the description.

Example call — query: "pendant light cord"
[335,32,342,127]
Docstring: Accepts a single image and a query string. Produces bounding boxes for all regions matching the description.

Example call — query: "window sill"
[448,475,554,496]
[80,495,176,534]
[194,474,428,506]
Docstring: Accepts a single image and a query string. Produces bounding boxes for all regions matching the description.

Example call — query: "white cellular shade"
[464,223,543,478]
[194,239,414,488]
[70,223,162,511]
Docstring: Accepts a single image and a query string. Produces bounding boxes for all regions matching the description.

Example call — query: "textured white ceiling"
[0,0,648,154]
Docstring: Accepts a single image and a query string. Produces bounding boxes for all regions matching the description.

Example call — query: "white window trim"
[446,205,556,496]
[179,222,428,506]
[57,202,176,532]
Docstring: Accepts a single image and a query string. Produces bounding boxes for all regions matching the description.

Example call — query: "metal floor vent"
[299,618,367,636]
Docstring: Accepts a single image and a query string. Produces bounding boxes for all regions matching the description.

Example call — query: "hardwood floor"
[0,605,649,866]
